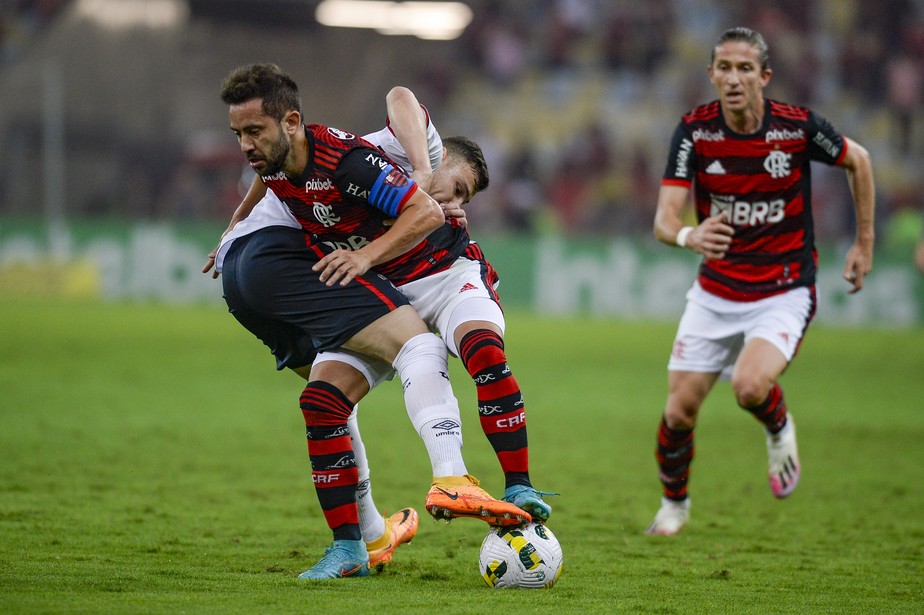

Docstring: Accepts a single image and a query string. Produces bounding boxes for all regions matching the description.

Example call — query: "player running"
[646,28,875,535]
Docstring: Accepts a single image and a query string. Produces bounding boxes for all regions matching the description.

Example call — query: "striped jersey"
[263,124,468,286]
[661,99,847,301]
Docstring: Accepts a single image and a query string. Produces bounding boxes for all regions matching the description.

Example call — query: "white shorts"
[313,256,505,389]
[667,281,815,380]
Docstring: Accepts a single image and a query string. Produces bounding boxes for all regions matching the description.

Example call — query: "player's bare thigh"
[341,304,429,364]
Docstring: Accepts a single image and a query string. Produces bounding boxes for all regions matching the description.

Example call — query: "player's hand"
[687,211,734,260]
[442,202,468,227]
[843,243,873,294]
[202,248,220,279]
[312,248,372,287]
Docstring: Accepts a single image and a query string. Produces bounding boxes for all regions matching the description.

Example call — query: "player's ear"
[282,109,301,135]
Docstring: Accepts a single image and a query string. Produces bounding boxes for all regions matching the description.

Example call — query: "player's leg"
[345,307,531,526]
[732,288,814,498]
[648,293,730,536]
[450,308,554,522]
[312,351,418,567]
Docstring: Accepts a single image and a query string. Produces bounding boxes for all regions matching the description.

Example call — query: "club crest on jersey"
[313,201,341,227]
[327,127,355,140]
[763,150,792,178]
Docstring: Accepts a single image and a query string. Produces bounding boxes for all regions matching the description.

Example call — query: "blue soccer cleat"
[502,484,557,522]
[298,539,370,580]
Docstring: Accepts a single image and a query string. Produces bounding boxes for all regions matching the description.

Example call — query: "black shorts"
[221,226,410,370]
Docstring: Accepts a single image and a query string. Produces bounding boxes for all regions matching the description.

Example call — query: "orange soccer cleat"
[366,508,419,568]
[425,474,532,526]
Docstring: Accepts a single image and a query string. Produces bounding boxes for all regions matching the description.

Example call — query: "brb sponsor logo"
[321,236,371,252]
[711,194,785,227]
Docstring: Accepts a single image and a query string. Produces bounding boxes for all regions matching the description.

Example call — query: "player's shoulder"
[307,123,373,149]
[682,100,721,124]
[767,99,811,122]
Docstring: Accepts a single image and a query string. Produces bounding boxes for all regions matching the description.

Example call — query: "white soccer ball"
[479,522,563,589]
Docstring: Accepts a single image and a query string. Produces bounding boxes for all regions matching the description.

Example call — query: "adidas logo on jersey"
[459,282,478,293]
[705,160,726,174]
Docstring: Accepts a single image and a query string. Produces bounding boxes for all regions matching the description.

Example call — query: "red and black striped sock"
[745,382,788,434]
[655,417,694,501]
[459,329,529,490]
[300,381,360,541]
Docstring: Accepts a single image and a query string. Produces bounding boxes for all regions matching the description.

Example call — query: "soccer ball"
[479,522,563,589]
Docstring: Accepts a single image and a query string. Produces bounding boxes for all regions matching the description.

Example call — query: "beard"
[256,131,291,176]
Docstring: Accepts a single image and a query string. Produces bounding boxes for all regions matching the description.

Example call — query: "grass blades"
[1,300,922,613]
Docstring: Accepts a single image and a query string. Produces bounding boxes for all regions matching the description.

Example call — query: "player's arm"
[653,183,732,260]
[315,151,444,286]
[384,86,466,226]
[838,136,876,293]
[386,86,434,193]
[202,174,268,277]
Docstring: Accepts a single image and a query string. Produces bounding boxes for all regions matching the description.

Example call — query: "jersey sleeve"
[334,147,419,217]
[805,109,847,166]
[661,120,695,187]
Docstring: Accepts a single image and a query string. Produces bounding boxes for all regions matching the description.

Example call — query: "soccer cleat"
[645,497,691,536]
[298,539,370,580]
[503,484,557,522]
[425,474,532,526]
[366,507,419,568]
[767,415,800,498]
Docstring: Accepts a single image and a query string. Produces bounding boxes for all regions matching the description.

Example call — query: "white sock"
[393,333,467,477]
[348,408,386,542]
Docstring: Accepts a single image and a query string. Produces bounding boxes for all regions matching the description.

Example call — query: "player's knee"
[459,329,506,376]
[731,376,769,409]
[299,380,354,426]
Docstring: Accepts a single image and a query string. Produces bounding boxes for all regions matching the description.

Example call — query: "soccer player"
[209,81,551,569]
[646,27,876,535]
[216,64,529,578]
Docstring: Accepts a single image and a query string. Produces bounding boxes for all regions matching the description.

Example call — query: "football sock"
[300,381,361,541]
[347,410,386,543]
[459,329,530,489]
[655,417,694,501]
[392,333,467,477]
[744,382,788,434]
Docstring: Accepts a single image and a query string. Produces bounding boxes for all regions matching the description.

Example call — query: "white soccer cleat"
[645,497,690,536]
[767,415,800,498]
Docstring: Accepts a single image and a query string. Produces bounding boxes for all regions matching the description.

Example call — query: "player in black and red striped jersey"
[217,64,529,579]
[646,27,876,535]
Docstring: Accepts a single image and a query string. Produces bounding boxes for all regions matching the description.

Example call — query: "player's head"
[429,136,490,209]
[221,63,303,176]
[220,63,302,120]
[708,27,773,114]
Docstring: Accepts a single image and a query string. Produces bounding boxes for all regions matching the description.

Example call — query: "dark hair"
[443,136,489,193]
[712,27,770,71]
[219,63,301,121]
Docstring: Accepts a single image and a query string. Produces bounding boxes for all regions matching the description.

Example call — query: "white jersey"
[215,113,443,272]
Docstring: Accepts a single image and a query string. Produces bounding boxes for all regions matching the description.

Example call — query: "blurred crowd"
[432,0,924,250]
[2,0,922,251]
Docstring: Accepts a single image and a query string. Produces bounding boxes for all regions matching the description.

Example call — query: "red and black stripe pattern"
[655,418,694,501]
[459,329,529,488]
[299,381,360,540]
[661,99,846,301]
[744,382,788,434]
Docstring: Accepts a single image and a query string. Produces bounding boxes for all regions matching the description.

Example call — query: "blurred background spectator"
[0,0,921,254]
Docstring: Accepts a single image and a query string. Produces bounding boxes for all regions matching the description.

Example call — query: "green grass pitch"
[1,300,922,613]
